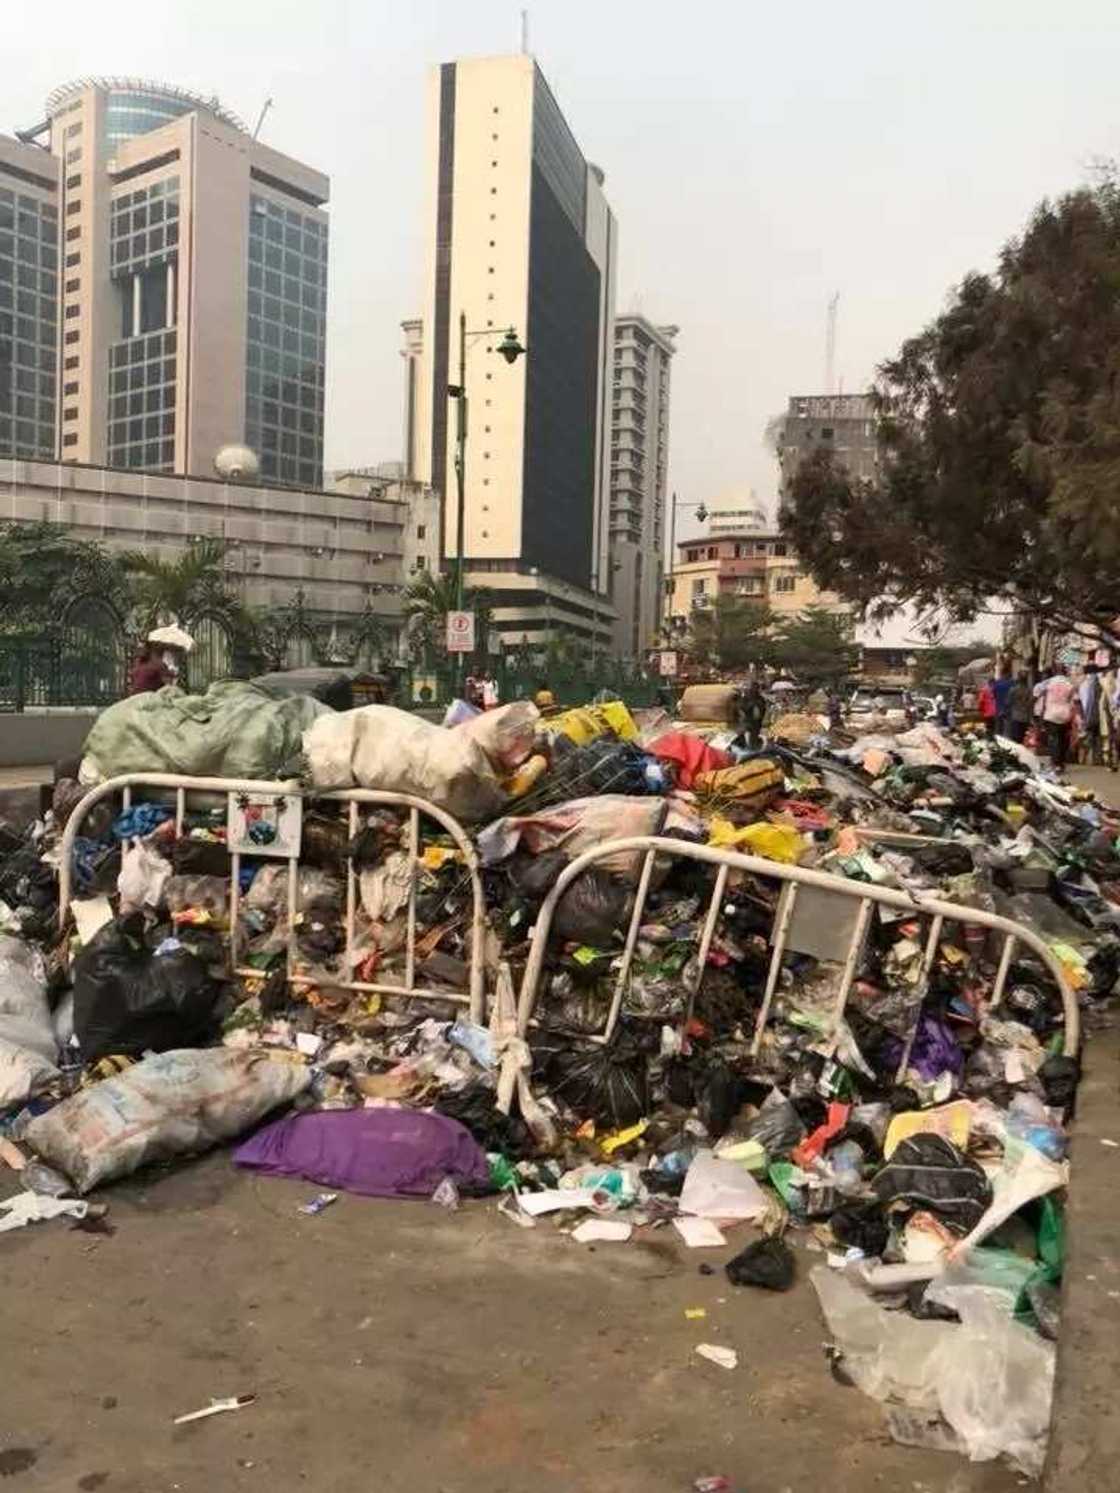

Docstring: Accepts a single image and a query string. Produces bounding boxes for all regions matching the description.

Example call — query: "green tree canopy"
[781,177,1120,642]
[403,569,493,664]
[686,596,776,671]
[0,521,128,632]
[770,606,859,685]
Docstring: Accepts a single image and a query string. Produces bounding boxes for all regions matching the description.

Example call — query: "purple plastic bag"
[233,1107,491,1199]
[885,1011,965,1083]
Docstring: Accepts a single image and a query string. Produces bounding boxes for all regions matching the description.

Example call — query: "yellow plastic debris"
[600,1119,649,1155]
[884,1100,972,1159]
[420,845,460,871]
[547,700,638,744]
[708,818,805,864]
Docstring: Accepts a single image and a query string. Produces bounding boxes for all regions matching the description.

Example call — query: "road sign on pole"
[446,610,476,654]
[658,650,678,677]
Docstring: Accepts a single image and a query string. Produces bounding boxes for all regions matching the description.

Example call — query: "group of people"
[979,661,1119,770]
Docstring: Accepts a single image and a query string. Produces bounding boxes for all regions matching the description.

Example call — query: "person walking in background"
[992,666,1014,738]
[740,681,767,751]
[128,642,170,695]
[978,678,998,738]
[1035,663,1075,769]
[1008,672,1033,744]
[1078,665,1102,766]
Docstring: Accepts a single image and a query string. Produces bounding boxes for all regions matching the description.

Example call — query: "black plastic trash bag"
[73,914,222,1063]
[1039,1054,1080,1112]
[830,1202,889,1257]
[870,1134,991,1234]
[533,1034,649,1127]
[553,870,634,946]
[725,1237,795,1291]
[434,1081,536,1158]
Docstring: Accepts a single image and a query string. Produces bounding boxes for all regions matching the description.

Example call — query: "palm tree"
[119,538,240,631]
[403,569,492,663]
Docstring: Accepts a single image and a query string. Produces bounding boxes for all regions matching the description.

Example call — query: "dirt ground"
[1,1150,1023,1493]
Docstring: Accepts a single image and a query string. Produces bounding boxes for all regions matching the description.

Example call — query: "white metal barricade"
[515,835,1080,1060]
[59,773,487,1022]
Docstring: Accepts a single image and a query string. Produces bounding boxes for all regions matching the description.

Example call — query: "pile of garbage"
[1,680,1115,1476]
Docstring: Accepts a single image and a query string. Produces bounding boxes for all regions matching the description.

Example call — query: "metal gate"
[188,613,234,691]
[515,835,1080,1060]
[59,774,487,1021]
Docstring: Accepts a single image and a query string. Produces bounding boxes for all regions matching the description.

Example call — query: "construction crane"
[252,97,273,141]
[825,292,839,395]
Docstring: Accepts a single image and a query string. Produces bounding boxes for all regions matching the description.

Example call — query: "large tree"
[770,606,859,685]
[0,521,128,631]
[781,177,1120,644]
[686,596,776,671]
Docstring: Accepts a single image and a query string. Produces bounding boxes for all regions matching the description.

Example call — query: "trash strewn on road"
[1,678,1114,1477]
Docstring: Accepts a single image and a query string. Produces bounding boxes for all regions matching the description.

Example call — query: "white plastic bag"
[678,1150,768,1221]
[456,700,540,773]
[25,1048,311,1192]
[0,933,58,1108]
[118,842,172,913]
[303,705,506,822]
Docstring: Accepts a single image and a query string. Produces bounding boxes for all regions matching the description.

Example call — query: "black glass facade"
[244,193,327,489]
[0,182,58,459]
[521,162,600,587]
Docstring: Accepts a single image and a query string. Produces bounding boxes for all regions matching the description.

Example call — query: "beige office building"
[0,134,60,460]
[16,78,328,485]
[609,314,675,660]
[415,53,617,653]
[777,393,877,498]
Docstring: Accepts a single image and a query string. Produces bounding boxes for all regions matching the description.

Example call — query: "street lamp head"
[696,503,709,523]
[497,328,525,365]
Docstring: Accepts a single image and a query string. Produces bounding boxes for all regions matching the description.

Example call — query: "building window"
[66,227,80,241]
[62,433,78,447]
[706,546,716,559]
[66,174,81,190]
[64,278,79,293]
[65,122,81,138]
[774,541,788,557]
[692,578,707,597]
[63,406,77,421]
[416,525,425,540]
[64,381,78,395]
[65,252,80,268]
[66,200,81,216]
[64,330,79,344]
[773,575,796,594]
[64,355,79,370]
[64,304,79,318]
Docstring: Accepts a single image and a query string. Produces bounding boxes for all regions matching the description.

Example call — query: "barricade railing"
[59,773,486,1022]
[515,835,1080,1060]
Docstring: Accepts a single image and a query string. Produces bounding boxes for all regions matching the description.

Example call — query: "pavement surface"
[0,1153,1022,1493]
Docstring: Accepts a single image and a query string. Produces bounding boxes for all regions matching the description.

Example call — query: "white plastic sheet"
[678,1150,768,1222]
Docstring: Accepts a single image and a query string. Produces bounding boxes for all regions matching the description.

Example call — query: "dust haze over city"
[4,0,1117,541]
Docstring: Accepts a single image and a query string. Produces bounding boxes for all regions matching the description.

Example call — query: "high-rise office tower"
[415,54,616,650]
[609,314,676,659]
[16,78,329,485]
[0,134,60,460]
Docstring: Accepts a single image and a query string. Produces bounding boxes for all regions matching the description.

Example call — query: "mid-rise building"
[0,134,60,460]
[609,314,675,660]
[777,393,877,498]
[666,523,848,629]
[415,53,616,654]
[16,78,329,485]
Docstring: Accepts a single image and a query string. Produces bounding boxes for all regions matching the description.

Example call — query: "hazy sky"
[3,0,1118,544]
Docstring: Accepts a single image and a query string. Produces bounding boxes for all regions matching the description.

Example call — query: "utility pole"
[825,291,839,395]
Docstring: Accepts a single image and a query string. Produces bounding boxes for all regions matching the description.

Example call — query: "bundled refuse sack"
[73,913,223,1063]
[81,680,329,782]
[303,703,510,822]
[24,1048,311,1192]
[0,934,58,1108]
[233,1107,491,1198]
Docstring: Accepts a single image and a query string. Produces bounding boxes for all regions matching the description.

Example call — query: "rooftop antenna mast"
[252,97,273,141]
[825,291,839,395]
[520,9,530,53]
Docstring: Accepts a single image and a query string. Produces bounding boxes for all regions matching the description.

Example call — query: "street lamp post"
[447,315,525,671]
[664,493,709,641]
